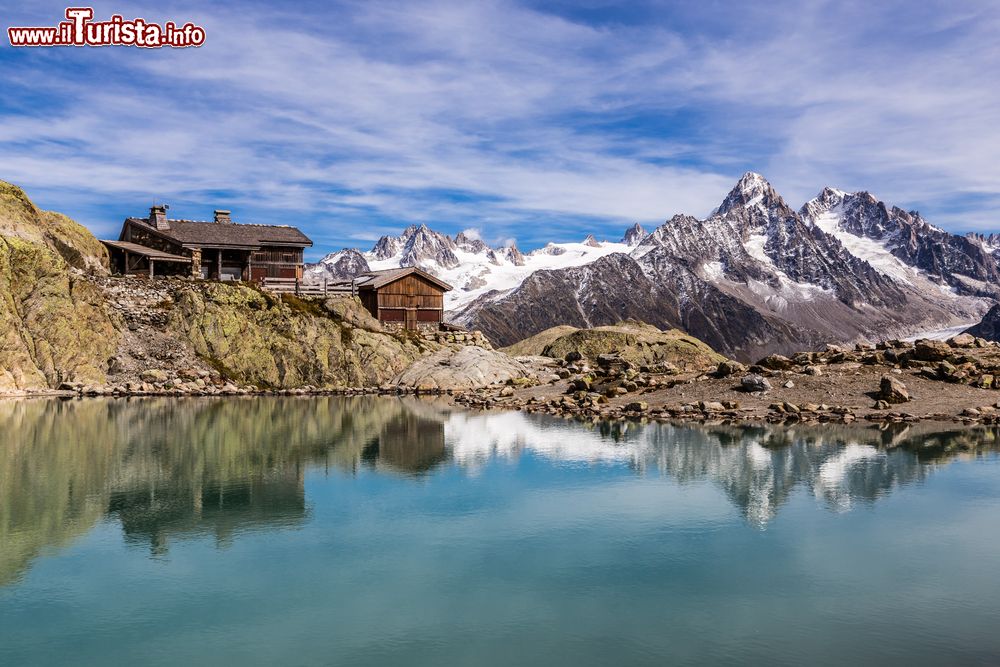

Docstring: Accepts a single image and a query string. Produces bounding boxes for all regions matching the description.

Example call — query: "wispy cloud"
[1,0,998,257]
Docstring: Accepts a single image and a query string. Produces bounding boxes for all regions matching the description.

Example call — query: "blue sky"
[2,0,999,259]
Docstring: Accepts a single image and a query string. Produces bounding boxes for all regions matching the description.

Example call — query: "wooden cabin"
[354,267,453,331]
[102,205,312,281]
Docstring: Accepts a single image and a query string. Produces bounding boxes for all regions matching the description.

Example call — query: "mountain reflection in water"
[1,396,997,586]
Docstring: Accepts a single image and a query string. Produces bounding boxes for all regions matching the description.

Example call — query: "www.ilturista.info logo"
[7,7,205,48]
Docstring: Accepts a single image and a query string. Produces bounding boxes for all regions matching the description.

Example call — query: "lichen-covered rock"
[0,236,118,392]
[0,180,108,273]
[393,346,530,390]
[166,283,434,389]
[530,321,725,372]
[0,180,118,392]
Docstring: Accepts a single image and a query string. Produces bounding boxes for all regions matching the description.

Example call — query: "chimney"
[149,204,170,230]
[214,209,232,224]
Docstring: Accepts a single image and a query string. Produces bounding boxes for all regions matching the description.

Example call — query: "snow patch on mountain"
[359,226,632,310]
[811,211,916,285]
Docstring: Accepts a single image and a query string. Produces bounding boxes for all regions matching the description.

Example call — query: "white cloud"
[2,0,999,252]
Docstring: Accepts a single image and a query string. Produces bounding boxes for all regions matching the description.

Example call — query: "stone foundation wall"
[421,329,493,349]
[380,322,493,348]
[381,321,439,334]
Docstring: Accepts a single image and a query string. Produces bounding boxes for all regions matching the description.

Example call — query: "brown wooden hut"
[354,267,452,331]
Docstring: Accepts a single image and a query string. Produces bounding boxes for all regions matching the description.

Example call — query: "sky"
[1,0,999,260]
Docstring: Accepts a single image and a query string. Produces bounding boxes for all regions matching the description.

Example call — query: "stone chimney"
[214,209,232,224]
[149,205,170,230]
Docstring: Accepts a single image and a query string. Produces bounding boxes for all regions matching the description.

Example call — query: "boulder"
[393,346,530,390]
[878,375,910,403]
[913,339,952,362]
[740,374,772,393]
[948,333,976,348]
[758,354,794,370]
[716,359,746,378]
[140,369,168,383]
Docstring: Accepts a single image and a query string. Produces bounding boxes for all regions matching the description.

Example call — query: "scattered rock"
[913,339,952,362]
[740,374,772,393]
[140,369,168,383]
[948,333,976,348]
[758,354,794,370]
[878,375,910,404]
[716,359,746,378]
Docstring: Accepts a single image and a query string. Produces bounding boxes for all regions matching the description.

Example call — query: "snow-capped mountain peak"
[717,171,789,217]
[622,223,648,246]
[304,248,371,282]
[306,172,998,360]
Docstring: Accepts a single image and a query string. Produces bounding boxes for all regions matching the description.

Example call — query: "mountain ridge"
[306,172,998,359]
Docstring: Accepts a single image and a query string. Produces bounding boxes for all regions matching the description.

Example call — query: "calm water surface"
[1,397,999,665]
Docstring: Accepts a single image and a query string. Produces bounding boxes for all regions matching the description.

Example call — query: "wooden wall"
[362,273,446,329]
[250,247,304,280]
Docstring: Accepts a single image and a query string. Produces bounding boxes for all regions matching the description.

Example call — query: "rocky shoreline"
[454,333,1000,426]
[8,332,1000,429]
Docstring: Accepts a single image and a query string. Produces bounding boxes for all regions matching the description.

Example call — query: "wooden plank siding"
[250,248,304,280]
[363,273,446,329]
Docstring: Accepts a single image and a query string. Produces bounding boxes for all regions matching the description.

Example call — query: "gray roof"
[356,267,453,291]
[126,218,312,248]
[100,240,192,262]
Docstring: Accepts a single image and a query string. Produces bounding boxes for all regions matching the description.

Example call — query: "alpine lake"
[2,396,999,665]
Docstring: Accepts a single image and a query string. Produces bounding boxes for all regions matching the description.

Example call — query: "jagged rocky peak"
[716,171,791,218]
[968,232,1000,251]
[394,223,460,269]
[800,186,851,219]
[533,242,567,256]
[621,223,648,246]
[314,248,370,279]
[371,233,402,260]
[502,241,525,266]
[454,230,489,254]
[303,248,371,283]
[582,234,602,248]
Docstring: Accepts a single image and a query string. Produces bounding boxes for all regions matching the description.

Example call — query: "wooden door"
[405,309,417,330]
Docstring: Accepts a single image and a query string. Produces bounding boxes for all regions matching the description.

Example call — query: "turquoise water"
[1,397,999,665]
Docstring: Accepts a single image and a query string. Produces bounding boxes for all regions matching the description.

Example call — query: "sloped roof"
[126,218,312,248]
[101,240,192,262]
[356,267,453,291]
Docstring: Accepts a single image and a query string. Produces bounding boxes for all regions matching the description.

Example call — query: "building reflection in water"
[1,395,997,585]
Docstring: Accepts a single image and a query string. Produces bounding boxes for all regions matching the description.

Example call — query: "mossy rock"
[535,321,725,371]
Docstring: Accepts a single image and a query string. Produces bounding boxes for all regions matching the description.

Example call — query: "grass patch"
[280,293,327,317]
